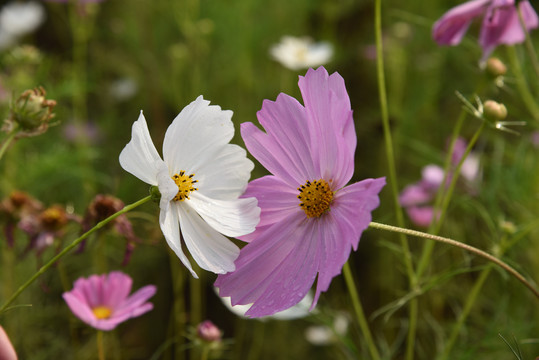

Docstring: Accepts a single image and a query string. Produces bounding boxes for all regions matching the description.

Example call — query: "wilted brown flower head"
[0,191,43,247]
[3,86,57,137]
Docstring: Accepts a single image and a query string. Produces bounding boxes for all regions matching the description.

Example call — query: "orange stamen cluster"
[172,170,198,201]
[297,179,333,218]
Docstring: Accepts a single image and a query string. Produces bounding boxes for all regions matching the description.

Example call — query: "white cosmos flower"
[119,96,260,277]
[269,36,333,71]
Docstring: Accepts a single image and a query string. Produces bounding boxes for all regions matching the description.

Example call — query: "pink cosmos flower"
[432,0,539,62]
[215,67,386,317]
[62,271,156,331]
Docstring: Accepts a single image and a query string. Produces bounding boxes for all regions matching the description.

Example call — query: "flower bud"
[196,320,222,343]
[3,86,57,137]
[485,57,507,77]
[483,100,507,121]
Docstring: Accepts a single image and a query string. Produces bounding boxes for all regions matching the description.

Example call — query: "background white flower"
[0,2,45,50]
[119,96,260,277]
[269,36,333,70]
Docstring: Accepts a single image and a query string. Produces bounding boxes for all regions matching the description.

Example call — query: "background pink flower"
[62,271,156,331]
[432,0,539,61]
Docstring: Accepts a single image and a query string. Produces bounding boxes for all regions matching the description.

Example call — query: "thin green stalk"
[416,121,486,280]
[437,265,492,360]
[97,330,105,360]
[368,222,539,300]
[343,262,381,360]
[0,196,152,315]
[0,131,17,162]
[506,46,539,122]
[374,1,417,358]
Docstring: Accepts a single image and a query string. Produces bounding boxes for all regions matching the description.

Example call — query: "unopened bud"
[485,57,507,77]
[483,100,507,121]
[196,320,222,343]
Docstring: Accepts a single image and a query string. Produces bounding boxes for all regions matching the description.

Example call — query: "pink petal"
[215,212,319,317]
[432,0,491,45]
[241,122,303,187]
[399,183,431,207]
[62,291,97,326]
[238,175,300,243]
[298,67,355,188]
[479,1,522,60]
[406,206,435,228]
[102,271,133,309]
[113,285,157,318]
[255,94,318,180]
[331,178,386,251]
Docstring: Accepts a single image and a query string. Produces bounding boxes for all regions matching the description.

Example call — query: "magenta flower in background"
[215,67,385,317]
[62,271,156,331]
[399,137,481,228]
[432,0,539,62]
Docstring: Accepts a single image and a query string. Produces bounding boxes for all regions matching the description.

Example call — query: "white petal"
[159,202,198,278]
[157,164,178,210]
[162,96,234,175]
[178,204,240,274]
[189,192,260,237]
[119,112,163,185]
[195,144,253,200]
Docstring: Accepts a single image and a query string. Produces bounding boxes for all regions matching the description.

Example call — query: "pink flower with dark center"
[432,0,539,62]
[215,67,385,317]
[62,271,156,331]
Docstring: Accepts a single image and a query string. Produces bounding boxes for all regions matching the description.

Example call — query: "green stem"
[506,46,539,122]
[97,330,105,360]
[416,121,486,280]
[0,131,17,162]
[368,222,539,300]
[343,262,381,360]
[0,196,152,315]
[374,1,417,357]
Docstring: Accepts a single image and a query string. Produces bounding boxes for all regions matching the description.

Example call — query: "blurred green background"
[1,0,539,359]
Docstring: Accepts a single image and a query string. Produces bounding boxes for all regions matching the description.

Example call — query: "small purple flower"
[62,271,156,331]
[432,0,539,62]
[215,67,385,317]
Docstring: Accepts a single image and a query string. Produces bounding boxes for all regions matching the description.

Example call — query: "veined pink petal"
[215,212,317,315]
[432,0,491,45]
[241,122,305,187]
[119,112,162,186]
[310,212,352,308]
[255,94,318,180]
[331,178,386,251]
[298,67,355,188]
[238,175,299,243]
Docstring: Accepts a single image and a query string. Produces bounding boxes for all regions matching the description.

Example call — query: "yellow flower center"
[172,170,198,201]
[92,306,112,319]
[297,179,334,218]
